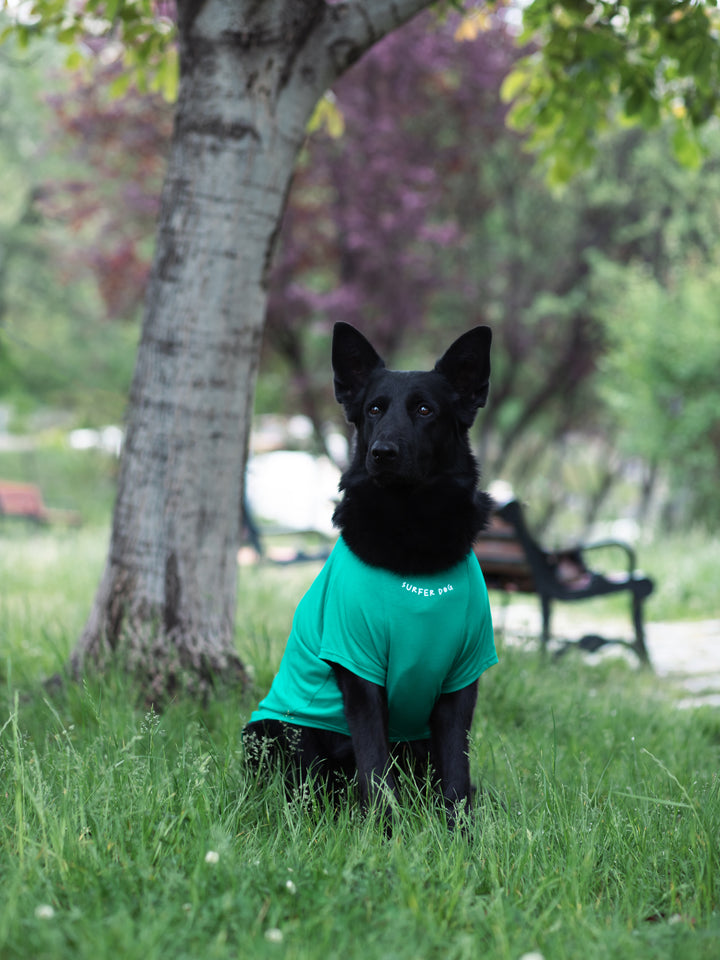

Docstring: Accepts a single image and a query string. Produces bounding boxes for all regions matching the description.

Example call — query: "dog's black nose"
[371,441,399,465]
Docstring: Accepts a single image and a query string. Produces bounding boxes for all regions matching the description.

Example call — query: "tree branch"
[303,0,437,86]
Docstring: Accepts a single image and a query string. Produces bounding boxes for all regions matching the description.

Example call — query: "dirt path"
[496,599,720,708]
[644,619,720,708]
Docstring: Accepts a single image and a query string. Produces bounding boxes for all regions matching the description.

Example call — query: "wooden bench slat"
[0,481,81,525]
[0,482,48,520]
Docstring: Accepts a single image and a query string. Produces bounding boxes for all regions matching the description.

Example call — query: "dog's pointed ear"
[332,322,385,411]
[435,326,492,422]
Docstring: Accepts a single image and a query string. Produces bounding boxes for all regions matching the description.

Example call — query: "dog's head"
[332,322,491,486]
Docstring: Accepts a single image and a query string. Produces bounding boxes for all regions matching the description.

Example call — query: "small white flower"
[204,850,220,864]
[519,952,545,960]
[285,879,297,894]
[35,905,55,920]
[265,928,283,943]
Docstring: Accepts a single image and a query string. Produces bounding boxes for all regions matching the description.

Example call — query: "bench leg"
[540,595,552,651]
[631,593,651,666]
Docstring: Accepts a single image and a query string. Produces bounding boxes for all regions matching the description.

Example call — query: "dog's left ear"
[332,322,385,414]
[435,326,492,423]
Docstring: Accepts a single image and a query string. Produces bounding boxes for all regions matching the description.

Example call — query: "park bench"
[474,499,654,664]
[0,481,81,526]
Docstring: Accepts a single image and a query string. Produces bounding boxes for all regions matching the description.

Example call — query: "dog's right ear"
[332,322,385,413]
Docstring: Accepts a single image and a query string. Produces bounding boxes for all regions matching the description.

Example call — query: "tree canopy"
[7,0,720,177]
[3,0,720,696]
[502,0,720,182]
[3,2,720,530]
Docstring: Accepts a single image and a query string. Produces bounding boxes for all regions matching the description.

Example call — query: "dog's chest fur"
[333,477,492,575]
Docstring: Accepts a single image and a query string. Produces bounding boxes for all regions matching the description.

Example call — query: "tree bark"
[72,0,436,700]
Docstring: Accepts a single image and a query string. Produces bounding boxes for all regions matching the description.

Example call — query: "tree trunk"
[72,0,435,700]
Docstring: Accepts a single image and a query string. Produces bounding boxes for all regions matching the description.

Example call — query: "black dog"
[243,323,496,826]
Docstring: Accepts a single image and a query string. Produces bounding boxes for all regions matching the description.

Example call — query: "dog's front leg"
[328,663,398,815]
[429,680,478,828]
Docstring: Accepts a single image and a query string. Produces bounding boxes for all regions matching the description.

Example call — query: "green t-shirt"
[251,536,497,742]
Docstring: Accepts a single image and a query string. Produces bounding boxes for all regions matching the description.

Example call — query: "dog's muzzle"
[366,440,421,486]
[370,440,399,467]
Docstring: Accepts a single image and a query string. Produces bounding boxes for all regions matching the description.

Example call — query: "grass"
[2,646,719,960]
[640,529,720,622]
[1,519,719,958]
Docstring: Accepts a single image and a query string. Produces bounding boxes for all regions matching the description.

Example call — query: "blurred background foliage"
[1,8,719,537]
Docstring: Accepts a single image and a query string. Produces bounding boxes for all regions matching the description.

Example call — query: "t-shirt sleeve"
[442,561,497,693]
[318,579,388,686]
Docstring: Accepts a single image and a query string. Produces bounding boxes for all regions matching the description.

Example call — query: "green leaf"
[148,46,179,103]
[108,71,132,99]
[671,122,704,169]
[64,48,85,71]
[500,66,531,104]
[307,93,345,139]
[57,25,80,45]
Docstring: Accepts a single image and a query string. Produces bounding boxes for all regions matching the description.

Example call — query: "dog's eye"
[417,404,433,418]
[367,403,382,417]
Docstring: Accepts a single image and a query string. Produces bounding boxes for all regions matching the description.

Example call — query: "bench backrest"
[494,499,593,594]
[0,482,46,519]
[473,509,536,592]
